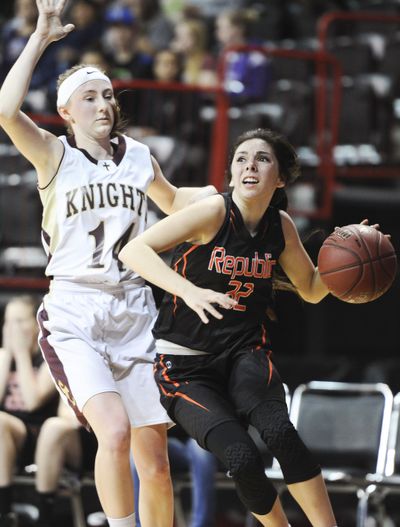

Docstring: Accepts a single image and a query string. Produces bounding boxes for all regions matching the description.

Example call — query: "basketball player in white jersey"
[0,1,216,526]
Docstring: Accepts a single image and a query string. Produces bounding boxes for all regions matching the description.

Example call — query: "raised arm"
[278,210,329,304]
[119,194,236,323]
[147,156,217,215]
[0,0,74,187]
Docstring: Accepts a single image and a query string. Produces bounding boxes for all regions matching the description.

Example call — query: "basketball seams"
[318,224,397,303]
[347,225,377,295]
[319,241,362,271]
[377,234,397,281]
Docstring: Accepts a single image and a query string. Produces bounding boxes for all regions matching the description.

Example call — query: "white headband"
[57,67,112,108]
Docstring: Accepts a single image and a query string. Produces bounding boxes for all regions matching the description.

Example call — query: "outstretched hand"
[335,219,391,239]
[360,219,391,239]
[182,284,237,324]
[35,0,75,43]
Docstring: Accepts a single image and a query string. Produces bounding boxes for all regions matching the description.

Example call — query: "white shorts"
[37,280,172,429]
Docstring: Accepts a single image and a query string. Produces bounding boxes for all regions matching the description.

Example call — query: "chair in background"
[263,381,393,526]
[359,391,400,526]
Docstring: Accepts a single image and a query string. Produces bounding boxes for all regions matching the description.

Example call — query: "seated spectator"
[215,8,271,103]
[79,47,113,77]
[126,48,184,140]
[125,47,206,184]
[0,295,58,527]
[102,5,153,80]
[0,0,57,111]
[127,0,174,56]
[46,0,105,108]
[171,18,217,86]
[54,0,104,70]
[153,49,182,84]
[34,401,97,527]
[175,0,245,19]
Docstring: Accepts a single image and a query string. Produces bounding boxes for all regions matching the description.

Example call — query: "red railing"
[29,80,230,191]
[111,79,230,190]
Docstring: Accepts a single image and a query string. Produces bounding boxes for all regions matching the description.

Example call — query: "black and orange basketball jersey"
[153,193,286,354]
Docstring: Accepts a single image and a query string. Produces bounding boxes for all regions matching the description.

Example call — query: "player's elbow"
[298,289,328,304]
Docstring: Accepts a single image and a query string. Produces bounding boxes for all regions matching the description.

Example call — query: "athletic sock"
[37,491,56,524]
[107,513,135,526]
[0,486,13,515]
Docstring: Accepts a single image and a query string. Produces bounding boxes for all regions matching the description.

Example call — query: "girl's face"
[215,15,240,47]
[154,51,180,82]
[4,301,38,352]
[230,138,285,201]
[61,80,116,138]
[173,23,195,53]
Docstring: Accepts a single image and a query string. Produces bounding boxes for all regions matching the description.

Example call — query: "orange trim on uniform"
[172,245,199,315]
[229,209,237,233]
[267,355,273,385]
[174,391,210,411]
[256,324,267,350]
[159,355,179,387]
[159,383,210,412]
[157,356,210,412]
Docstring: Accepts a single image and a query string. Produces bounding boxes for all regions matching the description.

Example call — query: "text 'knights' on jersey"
[153,193,286,355]
[38,134,154,285]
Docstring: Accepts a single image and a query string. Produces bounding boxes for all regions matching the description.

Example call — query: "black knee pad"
[206,425,277,515]
[224,441,277,513]
[251,401,321,485]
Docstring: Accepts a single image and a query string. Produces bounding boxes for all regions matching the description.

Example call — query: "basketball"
[318,224,397,303]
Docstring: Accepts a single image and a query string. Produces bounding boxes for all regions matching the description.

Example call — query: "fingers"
[360,219,382,231]
[195,303,225,324]
[191,291,237,324]
[63,23,75,34]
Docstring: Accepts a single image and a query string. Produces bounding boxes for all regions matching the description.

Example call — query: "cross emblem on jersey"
[102,161,111,171]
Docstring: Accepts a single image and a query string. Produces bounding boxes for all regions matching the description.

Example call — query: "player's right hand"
[35,0,75,43]
[182,285,237,324]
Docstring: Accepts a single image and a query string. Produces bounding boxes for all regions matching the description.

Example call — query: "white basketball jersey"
[38,134,154,285]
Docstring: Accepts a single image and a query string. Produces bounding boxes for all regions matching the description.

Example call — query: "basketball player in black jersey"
[119,128,338,526]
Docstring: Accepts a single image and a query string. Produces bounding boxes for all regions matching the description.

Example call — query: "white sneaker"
[87,511,107,526]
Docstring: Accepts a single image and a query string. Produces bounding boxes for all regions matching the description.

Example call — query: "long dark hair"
[227,128,300,210]
[228,128,301,295]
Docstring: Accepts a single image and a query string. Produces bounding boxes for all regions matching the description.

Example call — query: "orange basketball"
[318,224,397,303]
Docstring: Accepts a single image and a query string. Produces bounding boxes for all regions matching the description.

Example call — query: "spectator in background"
[34,401,97,527]
[153,49,182,84]
[174,0,245,20]
[171,18,216,86]
[127,0,174,56]
[102,5,153,80]
[54,0,103,68]
[46,0,104,108]
[0,0,56,111]
[80,47,112,77]
[0,295,58,527]
[215,9,271,104]
[126,47,204,183]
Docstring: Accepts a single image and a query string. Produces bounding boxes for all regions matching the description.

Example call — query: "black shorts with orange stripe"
[154,347,286,449]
